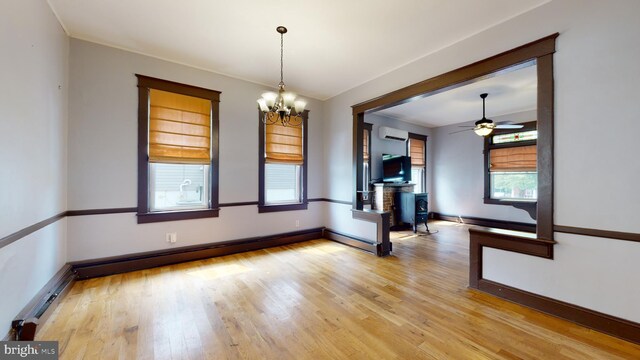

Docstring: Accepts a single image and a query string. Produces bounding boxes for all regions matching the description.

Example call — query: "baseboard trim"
[432,212,536,233]
[323,228,378,254]
[70,227,324,279]
[10,264,76,341]
[476,279,640,345]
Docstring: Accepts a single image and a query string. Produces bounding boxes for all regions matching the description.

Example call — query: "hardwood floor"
[37,221,640,359]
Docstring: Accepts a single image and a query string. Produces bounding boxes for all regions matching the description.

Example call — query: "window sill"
[137,208,219,224]
[258,203,308,213]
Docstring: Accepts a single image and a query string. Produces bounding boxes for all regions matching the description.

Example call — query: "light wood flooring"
[37,221,640,359]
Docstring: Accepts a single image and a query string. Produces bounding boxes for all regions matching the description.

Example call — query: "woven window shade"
[149,89,211,164]
[363,129,370,162]
[410,138,425,167]
[490,145,537,172]
[265,118,303,165]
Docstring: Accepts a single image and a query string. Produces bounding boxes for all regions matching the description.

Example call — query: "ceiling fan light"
[474,126,493,137]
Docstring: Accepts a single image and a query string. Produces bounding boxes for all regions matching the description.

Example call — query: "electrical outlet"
[166,232,177,243]
[295,220,300,227]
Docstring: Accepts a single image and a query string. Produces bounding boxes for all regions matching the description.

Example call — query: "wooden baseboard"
[10,264,76,341]
[433,212,536,233]
[71,228,324,279]
[476,279,640,345]
[323,228,378,254]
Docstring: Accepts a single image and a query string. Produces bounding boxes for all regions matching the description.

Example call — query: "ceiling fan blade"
[495,124,524,129]
[458,125,475,128]
[449,128,474,135]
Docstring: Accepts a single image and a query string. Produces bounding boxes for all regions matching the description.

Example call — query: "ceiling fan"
[450,93,523,136]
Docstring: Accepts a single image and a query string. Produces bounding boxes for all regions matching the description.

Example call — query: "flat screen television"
[382,154,411,183]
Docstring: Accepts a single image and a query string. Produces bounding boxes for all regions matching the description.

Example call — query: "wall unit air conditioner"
[379,126,408,141]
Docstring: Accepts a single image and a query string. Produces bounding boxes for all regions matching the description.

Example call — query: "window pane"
[490,171,537,200]
[265,163,301,204]
[150,163,209,211]
[411,167,424,193]
[492,130,537,144]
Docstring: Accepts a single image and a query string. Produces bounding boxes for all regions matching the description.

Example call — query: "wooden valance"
[148,89,211,164]
[410,138,425,167]
[265,118,303,165]
[490,145,537,172]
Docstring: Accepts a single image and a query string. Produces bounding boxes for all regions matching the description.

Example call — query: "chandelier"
[257,26,306,127]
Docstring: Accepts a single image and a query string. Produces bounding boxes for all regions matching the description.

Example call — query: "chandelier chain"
[280,32,284,84]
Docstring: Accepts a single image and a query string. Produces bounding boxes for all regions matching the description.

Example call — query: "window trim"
[483,122,537,215]
[258,110,309,213]
[407,132,427,193]
[136,74,220,224]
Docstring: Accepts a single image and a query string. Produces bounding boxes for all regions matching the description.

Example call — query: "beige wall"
[0,0,69,333]
[66,39,326,261]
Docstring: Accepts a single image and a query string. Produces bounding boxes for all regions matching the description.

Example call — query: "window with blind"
[259,112,308,212]
[363,124,372,195]
[407,134,427,193]
[485,125,537,202]
[136,75,220,223]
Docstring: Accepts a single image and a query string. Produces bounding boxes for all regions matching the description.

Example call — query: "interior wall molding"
[66,207,137,216]
[323,228,378,254]
[475,279,640,346]
[432,212,536,233]
[554,225,640,243]
[0,211,66,250]
[469,227,555,288]
[70,227,324,279]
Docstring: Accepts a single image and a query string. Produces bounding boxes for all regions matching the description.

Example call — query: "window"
[363,123,373,204]
[484,124,537,204]
[407,134,427,193]
[136,75,220,223]
[258,112,308,212]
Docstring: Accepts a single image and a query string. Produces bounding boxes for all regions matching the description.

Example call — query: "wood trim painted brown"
[70,227,324,279]
[323,228,378,254]
[219,201,260,207]
[135,74,221,100]
[554,225,640,243]
[353,113,365,209]
[536,53,555,241]
[309,198,352,205]
[9,265,76,341]
[351,209,392,256]
[469,227,555,288]
[137,208,220,224]
[136,74,221,224]
[352,34,558,114]
[476,279,640,346]
[258,111,309,213]
[0,212,66,250]
[66,207,138,216]
[432,213,536,233]
[351,34,558,242]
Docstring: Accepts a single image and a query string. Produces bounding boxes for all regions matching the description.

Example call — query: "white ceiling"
[47,0,549,100]
[375,63,537,127]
